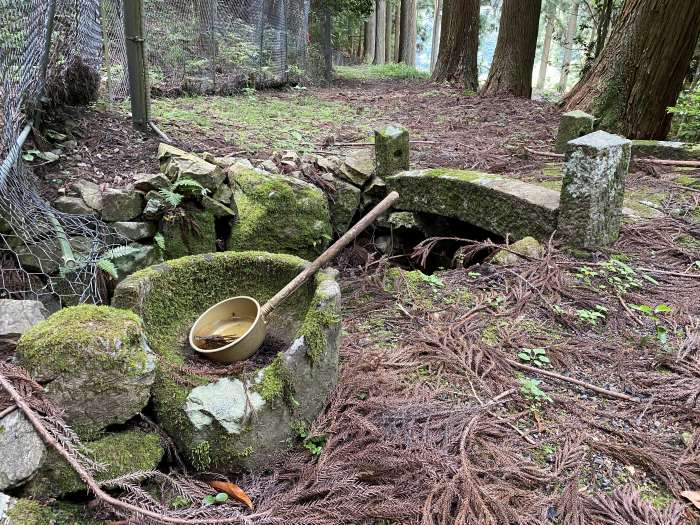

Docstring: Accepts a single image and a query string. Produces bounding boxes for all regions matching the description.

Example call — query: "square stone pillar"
[375,124,409,178]
[555,110,595,153]
[558,130,631,249]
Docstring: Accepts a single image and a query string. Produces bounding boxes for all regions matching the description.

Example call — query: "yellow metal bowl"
[189,296,267,363]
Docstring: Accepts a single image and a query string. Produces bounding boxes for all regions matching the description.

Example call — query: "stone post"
[558,130,632,249]
[375,124,409,178]
[555,110,595,153]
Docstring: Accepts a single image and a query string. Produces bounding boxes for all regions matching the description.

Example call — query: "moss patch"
[159,208,217,260]
[23,431,163,499]
[423,168,494,182]
[6,500,101,525]
[257,353,294,404]
[335,64,430,81]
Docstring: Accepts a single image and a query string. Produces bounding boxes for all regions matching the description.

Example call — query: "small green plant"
[488,295,506,309]
[158,178,208,208]
[420,273,444,288]
[668,84,700,141]
[153,232,166,253]
[630,303,672,347]
[576,259,658,296]
[467,271,481,279]
[517,348,550,368]
[518,376,552,403]
[291,420,326,456]
[576,305,608,326]
[202,493,229,506]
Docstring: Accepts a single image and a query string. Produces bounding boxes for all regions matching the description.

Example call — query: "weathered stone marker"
[375,124,409,178]
[555,110,595,153]
[558,130,631,249]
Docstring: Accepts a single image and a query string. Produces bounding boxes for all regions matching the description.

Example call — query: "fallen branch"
[524,147,563,158]
[0,369,267,525]
[320,140,437,148]
[0,403,17,419]
[506,359,638,402]
[525,146,700,168]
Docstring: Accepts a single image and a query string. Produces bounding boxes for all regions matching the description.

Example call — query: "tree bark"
[431,0,479,90]
[558,0,579,93]
[385,0,393,62]
[430,0,442,72]
[481,0,542,97]
[364,7,376,63]
[394,3,401,62]
[398,0,417,66]
[322,5,333,83]
[536,1,556,91]
[375,0,387,64]
[563,0,700,139]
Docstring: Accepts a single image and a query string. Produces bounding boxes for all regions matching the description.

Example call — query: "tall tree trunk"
[558,0,579,93]
[536,1,556,91]
[322,5,333,83]
[563,0,700,139]
[375,0,387,64]
[431,0,479,89]
[385,0,393,62]
[481,0,542,97]
[430,0,443,72]
[594,0,614,59]
[394,3,401,62]
[364,7,376,63]
[398,0,417,66]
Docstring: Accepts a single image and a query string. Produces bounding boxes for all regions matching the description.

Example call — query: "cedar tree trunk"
[558,0,579,92]
[536,1,556,91]
[364,7,376,63]
[375,0,387,64]
[398,0,417,66]
[430,0,442,71]
[563,0,700,139]
[481,0,542,97]
[431,0,479,89]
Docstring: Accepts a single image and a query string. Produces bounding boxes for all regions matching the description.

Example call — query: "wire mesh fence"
[1,0,310,306]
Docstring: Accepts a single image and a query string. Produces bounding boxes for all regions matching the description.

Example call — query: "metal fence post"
[123,0,150,129]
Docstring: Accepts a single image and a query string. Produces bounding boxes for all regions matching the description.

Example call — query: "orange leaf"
[209,480,253,509]
[681,490,700,510]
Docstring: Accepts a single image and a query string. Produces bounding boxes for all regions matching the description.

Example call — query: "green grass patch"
[151,93,369,152]
[336,63,430,81]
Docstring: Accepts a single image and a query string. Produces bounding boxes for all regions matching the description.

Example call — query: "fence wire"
[1,0,310,306]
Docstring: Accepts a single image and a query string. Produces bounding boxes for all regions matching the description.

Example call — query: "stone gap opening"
[373,211,504,275]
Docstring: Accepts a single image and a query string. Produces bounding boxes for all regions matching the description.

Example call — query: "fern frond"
[172,178,204,191]
[158,188,184,207]
[97,258,119,279]
[103,245,142,260]
[154,232,166,251]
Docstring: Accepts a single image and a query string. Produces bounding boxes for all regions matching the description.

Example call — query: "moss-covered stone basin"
[112,251,341,473]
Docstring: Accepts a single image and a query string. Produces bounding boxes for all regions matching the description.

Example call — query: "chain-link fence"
[1,0,309,306]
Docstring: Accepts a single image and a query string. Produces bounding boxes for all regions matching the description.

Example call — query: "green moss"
[228,169,332,259]
[298,278,341,364]
[481,324,501,347]
[674,175,700,189]
[257,353,294,404]
[189,440,212,471]
[637,481,675,509]
[23,431,163,499]
[542,163,563,178]
[335,63,429,81]
[16,305,146,380]
[424,168,494,182]
[6,499,101,525]
[160,209,217,260]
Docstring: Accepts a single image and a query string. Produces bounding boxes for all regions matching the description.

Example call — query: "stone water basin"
[113,251,341,472]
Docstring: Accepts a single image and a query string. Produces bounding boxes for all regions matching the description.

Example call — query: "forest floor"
[21,66,700,522]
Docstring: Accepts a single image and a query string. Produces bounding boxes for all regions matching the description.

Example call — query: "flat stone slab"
[386,169,560,240]
[632,140,700,160]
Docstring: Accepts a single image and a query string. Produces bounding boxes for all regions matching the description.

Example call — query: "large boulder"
[228,169,332,259]
[0,300,47,353]
[323,174,360,234]
[21,430,163,499]
[112,251,342,472]
[0,410,46,490]
[158,144,225,192]
[15,306,156,438]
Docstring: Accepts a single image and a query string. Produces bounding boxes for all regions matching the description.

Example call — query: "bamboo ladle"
[189,191,399,363]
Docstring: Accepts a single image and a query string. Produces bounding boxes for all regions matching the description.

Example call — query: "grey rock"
[8,237,92,276]
[258,159,279,173]
[555,110,595,153]
[340,150,375,187]
[73,179,103,211]
[225,159,256,185]
[387,169,560,241]
[111,221,157,241]
[322,174,360,234]
[315,155,339,172]
[15,306,157,436]
[0,300,47,353]
[213,184,233,205]
[202,196,236,218]
[101,189,145,222]
[143,195,168,220]
[0,410,47,490]
[0,492,15,522]
[558,130,631,249]
[53,196,94,215]
[159,144,225,192]
[133,173,170,193]
[185,378,265,434]
[112,243,163,280]
[375,124,409,178]
[491,236,544,265]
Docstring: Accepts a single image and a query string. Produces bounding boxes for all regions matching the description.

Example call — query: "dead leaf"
[209,480,253,509]
[681,490,700,510]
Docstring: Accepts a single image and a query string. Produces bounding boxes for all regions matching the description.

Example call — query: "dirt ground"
[13,71,700,523]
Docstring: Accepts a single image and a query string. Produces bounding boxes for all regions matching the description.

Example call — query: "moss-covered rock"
[491,236,544,265]
[159,208,217,260]
[322,174,360,234]
[3,497,101,525]
[112,251,341,472]
[22,430,163,499]
[375,124,409,178]
[158,143,225,192]
[227,169,332,259]
[555,111,595,153]
[15,306,155,438]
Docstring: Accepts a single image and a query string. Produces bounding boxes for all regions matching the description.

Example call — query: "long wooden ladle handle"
[260,191,400,318]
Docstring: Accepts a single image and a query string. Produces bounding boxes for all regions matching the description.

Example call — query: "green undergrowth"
[151,94,368,152]
[336,63,430,81]
[6,499,101,525]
